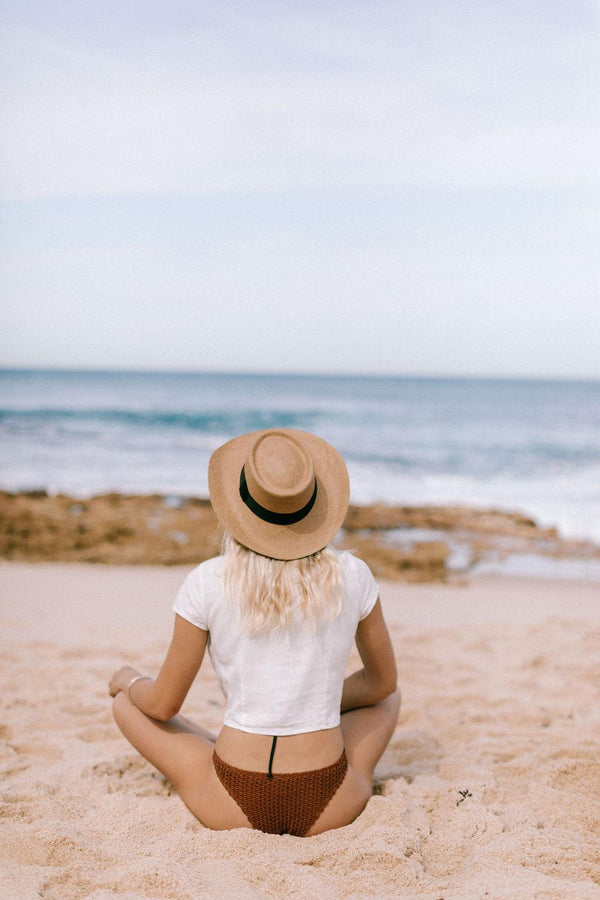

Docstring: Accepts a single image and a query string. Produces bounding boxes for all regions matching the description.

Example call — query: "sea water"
[1,369,599,545]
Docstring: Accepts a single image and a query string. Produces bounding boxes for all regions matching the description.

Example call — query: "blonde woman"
[109,429,400,836]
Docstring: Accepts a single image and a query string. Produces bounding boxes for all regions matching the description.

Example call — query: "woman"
[109,428,400,836]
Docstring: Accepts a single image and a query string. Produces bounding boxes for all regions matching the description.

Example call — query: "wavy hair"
[222,533,343,634]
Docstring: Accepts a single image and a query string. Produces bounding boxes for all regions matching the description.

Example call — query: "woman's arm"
[109,614,208,721]
[341,598,397,713]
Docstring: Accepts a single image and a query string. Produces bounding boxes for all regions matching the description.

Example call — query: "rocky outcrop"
[1,491,597,581]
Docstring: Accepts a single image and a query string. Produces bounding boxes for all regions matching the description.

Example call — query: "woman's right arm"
[109,614,208,721]
[341,599,397,713]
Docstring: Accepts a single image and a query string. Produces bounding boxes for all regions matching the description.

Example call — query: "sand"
[1,562,599,900]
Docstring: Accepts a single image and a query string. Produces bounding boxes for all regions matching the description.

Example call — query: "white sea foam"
[1,370,599,544]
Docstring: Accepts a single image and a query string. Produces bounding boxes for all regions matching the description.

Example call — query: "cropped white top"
[172,550,379,736]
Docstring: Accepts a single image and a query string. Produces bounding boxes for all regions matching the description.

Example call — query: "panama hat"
[208,428,350,560]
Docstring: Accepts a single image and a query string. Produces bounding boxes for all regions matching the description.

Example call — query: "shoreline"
[2,489,599,583]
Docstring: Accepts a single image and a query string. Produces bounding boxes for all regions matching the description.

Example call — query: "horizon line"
[1,364,599,384]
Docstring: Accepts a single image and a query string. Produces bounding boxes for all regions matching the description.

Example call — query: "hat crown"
[208,426,349,560]
[244,431,316,515]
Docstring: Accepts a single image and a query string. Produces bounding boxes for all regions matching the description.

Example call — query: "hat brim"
[208,429,349,560]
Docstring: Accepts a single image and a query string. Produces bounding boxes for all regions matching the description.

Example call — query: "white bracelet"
[126,674,152,699]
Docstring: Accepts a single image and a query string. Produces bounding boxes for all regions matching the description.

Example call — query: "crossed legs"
[306,687,402,834]
[112,691,252,829]
[111,687,401,834]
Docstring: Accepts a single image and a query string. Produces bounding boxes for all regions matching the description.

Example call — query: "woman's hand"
[108,665,140,697]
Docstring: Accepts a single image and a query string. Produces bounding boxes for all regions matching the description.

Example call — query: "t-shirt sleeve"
[345,553,379,620]
[172,565,209,631]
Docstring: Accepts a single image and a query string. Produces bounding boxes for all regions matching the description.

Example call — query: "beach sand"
[1,562,599,900]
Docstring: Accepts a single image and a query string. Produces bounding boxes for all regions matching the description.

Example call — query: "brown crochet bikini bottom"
[213,737,348,836]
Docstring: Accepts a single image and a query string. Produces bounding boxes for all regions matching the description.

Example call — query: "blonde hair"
[222,533,343,635]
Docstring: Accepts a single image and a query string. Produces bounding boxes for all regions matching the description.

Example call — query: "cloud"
[1,2,599,200]
[1,2,598,377]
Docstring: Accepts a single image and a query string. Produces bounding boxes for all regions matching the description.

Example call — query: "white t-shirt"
[172,550,379,736]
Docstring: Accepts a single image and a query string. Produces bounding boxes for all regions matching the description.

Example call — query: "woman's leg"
[340,687,402,782]
[305,687,402,835]
[112,691,216,784]
[112,689,401,835]
[111,692,251,829]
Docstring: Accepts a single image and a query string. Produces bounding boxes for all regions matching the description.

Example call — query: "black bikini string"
[267,735,277,779]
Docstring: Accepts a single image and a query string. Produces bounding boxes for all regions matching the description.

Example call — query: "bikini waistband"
[212,747,347,780]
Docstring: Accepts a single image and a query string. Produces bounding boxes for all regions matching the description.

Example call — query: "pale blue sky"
[1,1,599,377]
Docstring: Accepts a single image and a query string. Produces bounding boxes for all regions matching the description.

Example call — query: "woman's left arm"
[109,614,208,721]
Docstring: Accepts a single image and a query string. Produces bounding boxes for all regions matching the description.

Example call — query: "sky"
[1,1,599,378]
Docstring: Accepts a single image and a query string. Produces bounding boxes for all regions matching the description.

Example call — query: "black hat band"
[239,466,317,525]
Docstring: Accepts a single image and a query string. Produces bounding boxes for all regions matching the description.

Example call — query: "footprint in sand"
[76,724,119,743]
[85,755,173,797]
[375,729,443,785]
[38,870,98,900]
[2,737,63,765]
[550,758,600,800]
[0,786,46,824]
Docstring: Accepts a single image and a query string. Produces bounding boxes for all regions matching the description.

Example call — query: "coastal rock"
[343,503,557,540]
[0,491,221,566]
[0,491,597,581]
[338,535,449,583]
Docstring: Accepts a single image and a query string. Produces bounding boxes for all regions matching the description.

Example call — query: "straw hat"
[208,428,349,560]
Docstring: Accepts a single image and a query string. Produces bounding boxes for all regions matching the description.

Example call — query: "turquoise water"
[1,368,599,542]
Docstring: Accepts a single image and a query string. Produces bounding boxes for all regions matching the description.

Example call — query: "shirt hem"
[222,716,342,736]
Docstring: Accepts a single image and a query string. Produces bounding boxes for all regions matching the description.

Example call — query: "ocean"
[1,368,599,544]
